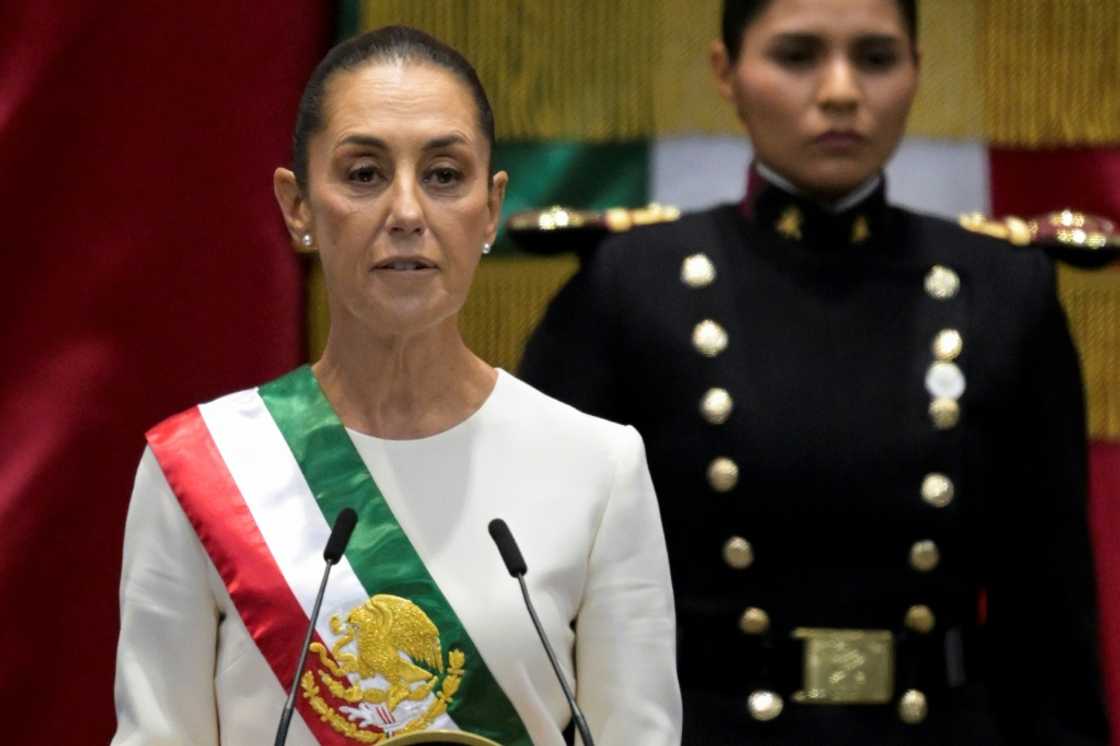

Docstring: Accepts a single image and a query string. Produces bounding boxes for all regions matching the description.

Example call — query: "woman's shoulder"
[492,370,639,447]
[894,205,1056,290]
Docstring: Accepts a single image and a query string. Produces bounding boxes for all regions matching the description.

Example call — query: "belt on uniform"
[768,625,974,705]
[791,627,896,704]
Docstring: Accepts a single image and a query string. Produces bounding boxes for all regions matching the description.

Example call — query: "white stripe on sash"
[198,389,367,646]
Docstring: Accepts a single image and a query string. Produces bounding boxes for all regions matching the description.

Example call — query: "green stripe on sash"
[259,366,531,746]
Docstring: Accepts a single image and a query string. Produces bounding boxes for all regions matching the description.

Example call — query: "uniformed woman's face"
[276,60,507,339]
[713,0,919,199]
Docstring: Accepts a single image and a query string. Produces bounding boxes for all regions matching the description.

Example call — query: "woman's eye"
[348,165,380,184]
[858,50,899,71]
[426,167,462,187]
[772,46,817,68]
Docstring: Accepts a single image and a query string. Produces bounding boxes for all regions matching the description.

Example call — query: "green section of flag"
[336,0,361,40]
[259,366,532,746]
[494,140,649,254]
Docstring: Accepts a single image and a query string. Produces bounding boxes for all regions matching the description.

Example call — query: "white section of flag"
[650,136,990,220]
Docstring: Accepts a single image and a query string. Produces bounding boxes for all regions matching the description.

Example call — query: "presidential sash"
[147,366,531,746]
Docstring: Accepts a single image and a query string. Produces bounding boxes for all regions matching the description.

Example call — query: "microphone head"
[488,518,528,577]
[324,508,358,564]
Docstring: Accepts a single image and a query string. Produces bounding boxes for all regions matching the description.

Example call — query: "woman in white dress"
[111,25,681,746]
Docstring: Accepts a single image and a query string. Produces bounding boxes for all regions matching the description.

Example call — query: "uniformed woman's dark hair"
[291,25,496,190]
[722,0,918,62]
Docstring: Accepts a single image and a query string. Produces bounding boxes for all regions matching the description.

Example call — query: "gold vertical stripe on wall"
[1059,267,1120,440]
[359,0,1118,144]
[361,0,658,140]
[980,0,1120,146]
[906,0,985,140]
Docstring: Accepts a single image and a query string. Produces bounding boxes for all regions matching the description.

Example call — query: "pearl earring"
[301,234,313,248]
[482,242,492,255]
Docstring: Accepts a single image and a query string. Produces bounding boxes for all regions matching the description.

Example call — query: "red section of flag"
[0,3,329,743]
[991,146,1120,222]
[991,146,1120,741]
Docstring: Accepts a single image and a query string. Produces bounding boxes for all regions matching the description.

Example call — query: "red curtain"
[0,3,329,742]
[991,146,1120,740]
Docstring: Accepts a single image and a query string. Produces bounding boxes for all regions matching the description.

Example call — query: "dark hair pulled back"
[722,0,918,62]
[291,25,496,190]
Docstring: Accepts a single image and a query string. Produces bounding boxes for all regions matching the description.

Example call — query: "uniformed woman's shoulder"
[505,202,727,263]
[902,205,1119,275]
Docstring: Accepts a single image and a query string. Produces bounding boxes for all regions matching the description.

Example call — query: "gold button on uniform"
[932,329,963,361]
[707,457,740,492]
[692,320,729,357]
[904,604,936,634]
[700,387,734,424]
[723,536,754,569]
[921,473,955,508]
[748,690,784,721]
[898,689,928,724]
[928,397,960,429]
[681,253,717,288]
[909,540,940,572]
[924,265,960,300]
[739,607,771,635]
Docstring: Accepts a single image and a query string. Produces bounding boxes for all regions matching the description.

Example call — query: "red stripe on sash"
[147,406,349,745]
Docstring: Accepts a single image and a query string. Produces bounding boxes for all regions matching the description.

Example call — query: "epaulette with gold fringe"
[506,204,681,255]
[959,210,1119,268]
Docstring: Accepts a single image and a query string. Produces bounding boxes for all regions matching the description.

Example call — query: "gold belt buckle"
[792,628,894,704]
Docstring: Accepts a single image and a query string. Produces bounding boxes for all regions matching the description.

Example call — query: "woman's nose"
[817,57,860,111]
[386,176,424,236]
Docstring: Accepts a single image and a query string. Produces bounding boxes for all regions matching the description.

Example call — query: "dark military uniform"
[519,177,1110,745]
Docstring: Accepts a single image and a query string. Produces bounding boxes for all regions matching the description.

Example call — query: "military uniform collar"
[740,162,889,249]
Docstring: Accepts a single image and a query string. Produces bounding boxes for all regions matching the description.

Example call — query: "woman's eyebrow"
[423,134,470,150]
[336,134,387,150]
[334,134,470,151]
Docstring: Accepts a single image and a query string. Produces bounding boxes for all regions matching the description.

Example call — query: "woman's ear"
[709,39,736,104]
[273,167,312,249]
[485,170,509,244]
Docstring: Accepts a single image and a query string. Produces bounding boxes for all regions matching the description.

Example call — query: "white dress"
[112,370,682,745]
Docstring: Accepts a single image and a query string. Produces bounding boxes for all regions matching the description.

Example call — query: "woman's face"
[281,61,506,339]
[713,0,918,198]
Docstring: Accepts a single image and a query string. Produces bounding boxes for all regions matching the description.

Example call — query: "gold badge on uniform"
[304,594,466,741]
[851,215,871,244]
[776,206,803,240]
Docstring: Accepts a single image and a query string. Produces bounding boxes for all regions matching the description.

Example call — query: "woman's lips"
[371,257,437,272]
[814,131,866,149]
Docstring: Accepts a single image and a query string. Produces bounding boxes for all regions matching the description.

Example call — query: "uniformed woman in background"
[520,0,1110,743]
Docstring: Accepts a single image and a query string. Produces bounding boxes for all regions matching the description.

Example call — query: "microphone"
[275,508,358,746]
[488,519,595,746]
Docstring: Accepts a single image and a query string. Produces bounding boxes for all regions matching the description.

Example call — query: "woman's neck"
[312,315,497,440]
[754,161,881,213]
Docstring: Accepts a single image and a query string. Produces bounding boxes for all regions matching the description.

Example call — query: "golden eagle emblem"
[301,594,466,742]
